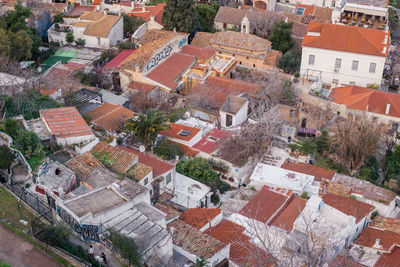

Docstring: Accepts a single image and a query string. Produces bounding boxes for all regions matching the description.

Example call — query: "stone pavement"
[0,224,62,267]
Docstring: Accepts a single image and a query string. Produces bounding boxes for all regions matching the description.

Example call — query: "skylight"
[179,130,191,136]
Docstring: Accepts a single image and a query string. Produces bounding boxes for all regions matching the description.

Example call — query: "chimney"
[173,27,176,33]
[386,103,391,115]
[142,6,146,12]
[382,46,387,54]
[366,105,369,111]
[373,238,382,249]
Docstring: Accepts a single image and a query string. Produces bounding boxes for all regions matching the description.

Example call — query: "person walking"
[101,252,107,266]
[88,245,94,258]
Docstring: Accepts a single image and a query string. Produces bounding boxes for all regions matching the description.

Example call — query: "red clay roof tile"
[322,193,375,223]
[159,123,201,142]
[145,52,196,90]
[239,186,289,223]
[193,128,232,154]
[87,103,135,132]
[270,196,307,232]
[101,49,136,71]
[330,86,400,118]
[117,146,174,177]
[375,246,400,267]
[179,208,221,230]
[180,45,215,61]
[281,160,336,181]
[205,219,276,267]
[41,107,94,138]
[303,22,389,57]
[355,227,400,251]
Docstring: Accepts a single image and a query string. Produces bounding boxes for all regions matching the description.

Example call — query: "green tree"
[176,158,231,193]
[39,224,71,248]
[109,229,141,266]
[162,0,198,33]
[278,48,301,73]
[0,146,14,170]
[66,32,74,44]
[195,3,219,32]
[4,4,32,32]
[389,7,399,31]
[154,138,183,160]
[124,110,169,149]
[123,14,145,38]
[0,28,12,56]
[1,118,22,139]
[195,257,209,267]
[268,21,294,53]
[146,0,165,5]
[14,129,45,169]
[53,13,64,24]
[10,30,33,60]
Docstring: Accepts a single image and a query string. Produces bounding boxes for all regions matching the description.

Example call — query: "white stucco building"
[220,95,249,128]
[300,22,389,88]
[48,11,123,48]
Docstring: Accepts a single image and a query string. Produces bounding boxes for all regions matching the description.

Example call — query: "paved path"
[0,224,62,267]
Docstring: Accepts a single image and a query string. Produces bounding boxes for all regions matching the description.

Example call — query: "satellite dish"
[38,67,42,72]
[139,145,145,153]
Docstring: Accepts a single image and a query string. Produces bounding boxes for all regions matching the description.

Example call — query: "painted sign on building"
[145,37,187,72]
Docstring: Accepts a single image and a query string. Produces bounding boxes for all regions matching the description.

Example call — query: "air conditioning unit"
[334,68,340,73]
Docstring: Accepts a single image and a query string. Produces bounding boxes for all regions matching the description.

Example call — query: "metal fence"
[5,178,54,223]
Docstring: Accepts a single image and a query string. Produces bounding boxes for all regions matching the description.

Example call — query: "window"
[150,190,153,195]
[253,64,256,68]
[352,60,358,71]
[369,63,376,73]
[246,56,249,59]
[144,178,148,185]
[335,58,342,69]
[308,55,315,65]
[226,114,233,127]
[332,1,336,7]
[296,7,305,15]
[332,79,339,84]
[350,81,355,86]
[392,123,399,132]
[239,61,242,65]
[166,173,171,184]
[179,130,191,136]
[223,23,227,29]
[337,111,340,115]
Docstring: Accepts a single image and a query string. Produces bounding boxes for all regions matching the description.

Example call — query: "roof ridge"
[356,27,384,55]
[91,103,121,123]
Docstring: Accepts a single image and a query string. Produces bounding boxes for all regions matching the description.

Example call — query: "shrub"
[278,48,301,73]
[66,32,74,44]
[117,42,136,50]
[154,138,183,160]
[301,191,309,199]
[0,146,14,170]
[38,224,71,247]
[109,229,141,266]
[371,210,379,220]
[1,118,22,139]
[75,38,86,46]
[211,193,220,205]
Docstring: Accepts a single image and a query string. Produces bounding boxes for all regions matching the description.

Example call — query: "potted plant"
[293,72,300,83]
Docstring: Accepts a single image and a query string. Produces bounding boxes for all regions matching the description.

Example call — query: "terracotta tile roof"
[330,255,367,267]
[83,13,122,38]
[65,152,104,179]
[145,52,196,90]
[43,62,85,81]
[375,246,400,267]
[169,140,199,157]
[159,123,201,142]
[130,3,165,24]
[330,86,400,118]
[322,193,375,223]
[180,45,215,61]
[239,186,289,223]
[191,32,213,47]
[101,49,136,71]
[191,76,259,110]
[303,22,390,57]
[210,31,271,52]
[117,146,174,177]
[193,128,232,154]
[155,203,182,221]
[128,81,156,94]
[319,180,352,197]
[270,196,307,232]
[281,159,336,181]
[167,219,227,258]
[205,219,276,267]
[87,103,135,132]
[121,30,188,71]
[355,227,400,251]
[68,5,95,16]
[214,6,250,25]
[370,216,400,235]
[313,6,333,21]
[126,163,152,181]
[91,142,138,174]
[40,107,94,138]
[79,11,104,21]
[333,174,397,205]
[179,208,221,230]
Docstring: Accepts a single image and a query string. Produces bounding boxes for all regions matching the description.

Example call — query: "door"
[226,114,233,127]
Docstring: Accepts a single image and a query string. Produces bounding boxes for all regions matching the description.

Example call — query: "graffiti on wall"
[145,37,187,72]
[56,205,101,242]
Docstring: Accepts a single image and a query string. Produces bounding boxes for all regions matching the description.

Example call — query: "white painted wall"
[173,243,230,267]
[299,0,341,8]
[57,134,95,146]
[166,130,202,147]
[138,170,154,191]
[220,100,248,128]
[300,46,386,87]
[199,211,223,232]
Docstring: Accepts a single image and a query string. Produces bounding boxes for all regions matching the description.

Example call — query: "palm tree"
[124,110,169,149]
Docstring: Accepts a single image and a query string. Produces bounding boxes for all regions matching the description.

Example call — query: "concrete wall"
[160,168,175,193]
[57,134,95,146]
[167,130,202,147]
[138,170,154,192]
[173,243,230,267]
[199,211,223,232]
[300,46,386,87]
[300,0,339,8]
